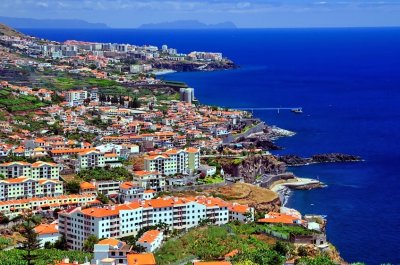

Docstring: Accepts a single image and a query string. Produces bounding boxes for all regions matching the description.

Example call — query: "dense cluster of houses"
[0,31,327,265]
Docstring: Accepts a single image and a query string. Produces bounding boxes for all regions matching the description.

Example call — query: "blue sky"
[0,0,399,28]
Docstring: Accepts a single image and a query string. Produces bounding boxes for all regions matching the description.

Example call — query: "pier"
[234,107,303,113]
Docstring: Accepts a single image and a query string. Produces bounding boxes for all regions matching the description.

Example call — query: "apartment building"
[76,150,105,172]
[58,196,253,250]
[0,161,60,179]
[119,182,145,203]
[143,148,200,176]
[0,194,98,216]
[65,90,88,106]
[0,177,63,201]
[132,171,165,192]
[91,179,121,196]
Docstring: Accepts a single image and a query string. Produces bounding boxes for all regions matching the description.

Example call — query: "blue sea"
[20,28,400,264]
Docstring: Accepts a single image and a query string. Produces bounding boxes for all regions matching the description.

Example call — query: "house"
[93,238,133,265]
[79,181,97,195]
[257,212,302,225]
[199,165,217,177]
[34,223,60,248]
[136,230,163,252]
[126,253,156,265]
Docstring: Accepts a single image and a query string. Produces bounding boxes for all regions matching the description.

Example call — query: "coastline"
[153,69,177,75]
[270,177,325,206]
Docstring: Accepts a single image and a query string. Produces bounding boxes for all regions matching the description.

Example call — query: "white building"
[119,181,145,203]
[136,230,163,252]
[58,196,253,250]
[199,165,217,177]
[0,177,63,201]
[0,161,60,180]
[93,238,133,265]
[65,90,88,106]
[132,171,165,192]
[34,223,60,248]
[77,150,105,172]
[144,148,200,176]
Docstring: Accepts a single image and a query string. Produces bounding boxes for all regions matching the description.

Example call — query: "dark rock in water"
[276,155,312,166]
[311,153,361,163]
[276,153,362,166]
[237,133,282,150]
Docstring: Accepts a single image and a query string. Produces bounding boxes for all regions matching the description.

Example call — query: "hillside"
[162,182,281,213]
[0,23,25,38]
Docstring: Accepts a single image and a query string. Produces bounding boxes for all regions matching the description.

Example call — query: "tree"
[66,180,81,194]
[97,192,109,204]
[53,234,68,250]
[83,235,99,252]
[131,97,141,108]
[0,212,9,224]
[89,64,97,70]
[20,212,41,265]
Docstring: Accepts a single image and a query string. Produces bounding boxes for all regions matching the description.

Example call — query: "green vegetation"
[0,236,13,250]
[155,223,282,265]
[77,167,132,181]
[199,175,224,184]
[53,75,120,91]
[65,180,81,194]
[0,88,49,112]
[19,213,41,265]
[83,235,98,252]
[265,224,317,237]
[296,255,336,265]
[0,249,92,265]
[96,192,109,204]
[232,158,243,165]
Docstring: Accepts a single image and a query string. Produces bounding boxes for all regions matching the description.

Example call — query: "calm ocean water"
[20,28,400,264]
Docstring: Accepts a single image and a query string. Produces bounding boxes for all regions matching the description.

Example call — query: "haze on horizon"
[0,0,399,28]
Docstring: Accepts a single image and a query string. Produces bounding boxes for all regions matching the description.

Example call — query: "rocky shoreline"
[276,153,362,166]
[152,59,237,72]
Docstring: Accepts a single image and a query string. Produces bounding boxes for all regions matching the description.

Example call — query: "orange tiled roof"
[80,181,96,190]
[257,212,298,224]
[120,181,137,189]
[51,148,96,154]
[127,253,156,265]
[98,238,122,247]
[137,230,161,244]
[34,223,58,235]
[229,204,249,214]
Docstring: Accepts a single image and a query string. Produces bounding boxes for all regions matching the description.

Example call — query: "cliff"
[220,154,286,183]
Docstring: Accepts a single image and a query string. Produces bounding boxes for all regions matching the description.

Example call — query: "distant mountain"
[139,20,237,29]
[0,16,109,29]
